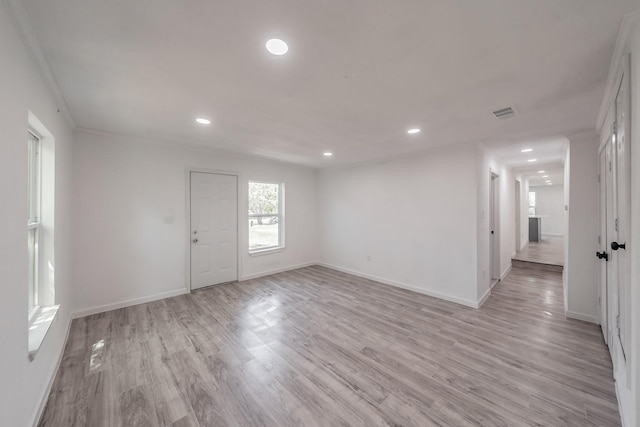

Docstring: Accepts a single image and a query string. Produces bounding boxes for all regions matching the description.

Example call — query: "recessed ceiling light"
[196,118,211,125]
[266,39,288,55]
[323,152,333,157]
[542,175,549,178]
[521,148,533,153]
[528,159,537,162]
[547,183,553,185]
[407,128,421,134]
[545,180,551,183]
[538,170,545,173]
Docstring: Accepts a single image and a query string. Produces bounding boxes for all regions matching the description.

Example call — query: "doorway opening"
[512,171,565,269]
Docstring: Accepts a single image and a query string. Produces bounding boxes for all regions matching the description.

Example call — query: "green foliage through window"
[248,182,282,251]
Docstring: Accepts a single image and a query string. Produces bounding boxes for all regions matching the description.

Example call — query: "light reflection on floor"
[89,339,105,372]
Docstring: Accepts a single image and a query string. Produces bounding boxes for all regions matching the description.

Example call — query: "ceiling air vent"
[493,107,516,119]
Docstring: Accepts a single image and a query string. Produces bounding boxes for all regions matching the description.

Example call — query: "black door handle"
[596,251,609,261]
[611,242,626,251]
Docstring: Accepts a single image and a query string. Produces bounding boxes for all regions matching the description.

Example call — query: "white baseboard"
[565,310,599,324]
[500,263,512,281]
[615,378,630,427]
[239,261,317,281]
[30,313,73,427]
[542,233,564,237]
[73,288,188,319]
[477,288,491,308]
[317,262,481,309]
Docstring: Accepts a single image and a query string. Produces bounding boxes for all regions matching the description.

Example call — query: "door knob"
[192,238,198,243]
[611,241,626,251]
[596,251,609,261]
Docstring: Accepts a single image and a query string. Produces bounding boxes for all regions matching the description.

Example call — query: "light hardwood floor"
[513,235,565,267]
[39,265,618,426]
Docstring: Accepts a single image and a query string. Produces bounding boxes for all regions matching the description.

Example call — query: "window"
[27,131,41,316]
[248,181,284,253]
[26,114,59,361]
[528,191,536,216]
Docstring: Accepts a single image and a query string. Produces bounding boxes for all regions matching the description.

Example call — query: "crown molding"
[2,0,75,128]
[596,9,640,131]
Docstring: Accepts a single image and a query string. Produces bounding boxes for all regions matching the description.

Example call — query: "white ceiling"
[484,135,566,186]
[21,0,640,167]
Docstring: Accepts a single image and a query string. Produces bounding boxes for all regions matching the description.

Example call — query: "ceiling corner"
[2,0,76,129]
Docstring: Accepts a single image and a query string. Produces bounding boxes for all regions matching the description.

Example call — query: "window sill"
[28,305,60,361]
[249,246,285,257]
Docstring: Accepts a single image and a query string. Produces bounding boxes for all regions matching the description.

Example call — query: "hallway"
[513,235,564,267]
[39,265,617,426]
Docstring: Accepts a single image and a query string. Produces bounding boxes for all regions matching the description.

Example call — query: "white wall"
[72,130,318,316]
[317,144,480,307]
[476,145,516,301]
[529,184,565,236]
[564,131,599,323]
[0,2,74,426]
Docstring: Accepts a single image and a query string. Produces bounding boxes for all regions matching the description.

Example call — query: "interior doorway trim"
[185,167,242,292]
[490,170,500,282]
[515,178,521,253]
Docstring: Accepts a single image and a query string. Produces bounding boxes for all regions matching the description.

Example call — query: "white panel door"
[614,69,630,360]
[605,140,618,361]
[190,172,238,290]
[597,146,608,344]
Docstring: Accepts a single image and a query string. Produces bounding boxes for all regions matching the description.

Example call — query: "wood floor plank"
[513,235,564,266]
[38,264,619,426]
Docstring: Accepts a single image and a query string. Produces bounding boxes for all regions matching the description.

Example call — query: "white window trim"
[28,305,60,361]
[27,131,41,318]
[248,181,285,254]
[27,113,58,361]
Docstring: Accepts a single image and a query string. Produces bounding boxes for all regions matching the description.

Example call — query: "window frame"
[248,181,285,254]
[27,131,41,318]
[528,190,536,216]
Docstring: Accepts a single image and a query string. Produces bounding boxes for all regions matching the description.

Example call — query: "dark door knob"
[611,242,626,251]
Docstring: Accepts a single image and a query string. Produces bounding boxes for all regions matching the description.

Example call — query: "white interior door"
[605,139,618,357]
[597,145,609,344]
[190,172,238,290]
[613,69,630,360]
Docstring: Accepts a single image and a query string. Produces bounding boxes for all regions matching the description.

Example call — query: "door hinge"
[598,235,601,244]
[609,160,612,171]
[615,218,619,232]
[616,315,620,330]
[613,121,617,135]
[597,174,601,183]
